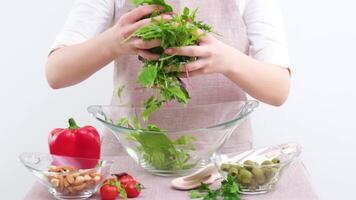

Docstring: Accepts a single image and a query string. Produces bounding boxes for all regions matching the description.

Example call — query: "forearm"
[46,5,168,89]
[46,29,117,89]
[225,52,291,106]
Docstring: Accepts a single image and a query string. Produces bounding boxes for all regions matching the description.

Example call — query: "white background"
[1,0,355,199]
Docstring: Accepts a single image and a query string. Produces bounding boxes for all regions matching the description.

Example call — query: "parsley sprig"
[189,175,242,200]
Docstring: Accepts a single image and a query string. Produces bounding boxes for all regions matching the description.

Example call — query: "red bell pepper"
[49,118,101,169]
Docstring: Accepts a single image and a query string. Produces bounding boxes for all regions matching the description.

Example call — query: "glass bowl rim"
[87,100,259,134]
[19,152,114,175]
[216,142,302,168]
[222,160,292,168]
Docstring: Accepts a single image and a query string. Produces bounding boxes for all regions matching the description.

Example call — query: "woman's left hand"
[164,33,240,76]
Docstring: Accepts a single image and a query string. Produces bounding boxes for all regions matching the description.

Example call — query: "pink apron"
[101,0,253,156]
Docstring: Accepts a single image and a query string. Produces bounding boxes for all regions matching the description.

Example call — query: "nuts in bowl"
[19,152,113,200]
[46,165,103,195]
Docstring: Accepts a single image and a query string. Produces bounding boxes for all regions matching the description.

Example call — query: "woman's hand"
[46,5,171,89]
[164,33,291,106]
[109,5,172,60]
[164,33,240,76]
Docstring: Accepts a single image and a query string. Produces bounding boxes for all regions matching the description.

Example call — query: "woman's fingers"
[138,50,160,60]
[186,68,207,77]
[165,46,211,57]
[196,30,214,43]
[182,59,207,72]
[120,5,163,25]
[131,38,161,49]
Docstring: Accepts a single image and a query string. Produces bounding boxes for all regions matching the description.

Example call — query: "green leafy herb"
[117,85,125,103]
[189,175,242,200]
[118,117,197,170]
[189,190,206,199]
[117,85,125,100]
[132,0,173,13]
[138,64,158,87]
[114,0,214,171]
[142,96,163,121]
[117,117,129,127]
[128,0,212,120]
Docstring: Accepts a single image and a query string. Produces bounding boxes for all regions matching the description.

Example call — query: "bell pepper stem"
[68,118,80,130]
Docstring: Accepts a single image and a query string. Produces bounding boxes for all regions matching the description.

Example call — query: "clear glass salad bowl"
[88,100,258,176]
[213,143,302,194]
[19,152,113,200]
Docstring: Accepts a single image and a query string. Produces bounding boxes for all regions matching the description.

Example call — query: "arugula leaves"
[114,0,213,171]
[138,64,158,87]
[142,96,163,121]
[189,175,242,200]
[118,117,197,170]
[129,0,212,120]
[132,0,173,13]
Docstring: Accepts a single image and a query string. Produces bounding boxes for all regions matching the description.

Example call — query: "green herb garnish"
[189,175,242,200]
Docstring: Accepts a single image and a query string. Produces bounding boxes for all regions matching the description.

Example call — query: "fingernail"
[164,12,174,16]
[165,49,173,54]
[157,5,166,10]
[163,14,172,19]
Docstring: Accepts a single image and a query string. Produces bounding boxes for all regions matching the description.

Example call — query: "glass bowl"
[19,152,113,200]
[88,100,258,176]
[213,143,302,194]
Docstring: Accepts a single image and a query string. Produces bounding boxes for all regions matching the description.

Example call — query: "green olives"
[272,158,281,164]
[228,167,239,177]
[233,164,243,170]
[248,178,258,191]
[221,157,282,191]
[261,160,273,166]
[239,168,253,184]
[243,160,255,171]
[252,167,266,185]
[263,167,279,180]
[220,163,231,172]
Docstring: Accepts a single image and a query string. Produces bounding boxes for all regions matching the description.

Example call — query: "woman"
[46,0,291,155]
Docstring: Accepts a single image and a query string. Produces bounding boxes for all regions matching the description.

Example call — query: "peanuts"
[50,178,59,187]
[49,166,77,173]
[74,176,85,185]
[46,166,102,195]
[83,175,92,181]
[66,175,75,184]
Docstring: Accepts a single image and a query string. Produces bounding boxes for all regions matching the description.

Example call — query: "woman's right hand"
[109,5,171,60]
[46,5,170,89]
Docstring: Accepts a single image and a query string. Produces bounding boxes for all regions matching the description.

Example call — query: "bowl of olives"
[214,143,301,194]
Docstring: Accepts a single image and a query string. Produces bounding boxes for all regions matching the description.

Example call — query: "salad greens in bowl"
[88,100,258,176]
